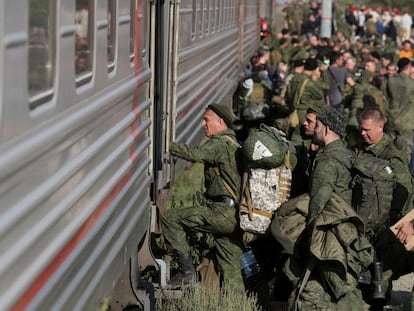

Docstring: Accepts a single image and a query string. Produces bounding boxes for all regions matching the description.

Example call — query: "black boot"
[168,254,197,288]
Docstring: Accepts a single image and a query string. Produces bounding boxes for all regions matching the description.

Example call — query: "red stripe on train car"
[130,0,144,161]
[10,172,133,311]
[11,1,144,310]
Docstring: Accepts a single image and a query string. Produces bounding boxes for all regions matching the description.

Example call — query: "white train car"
[0,0,265,310]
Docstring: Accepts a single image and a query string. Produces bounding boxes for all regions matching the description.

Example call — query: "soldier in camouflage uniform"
[304,108,368,310]
[274,108,371,310]
[161,104,244,293]
[383,57,414,165]
[286,2,304,34]
[345,70,389,150]
[290,105,326,197]
[357,108,413,307]
[307,109,354,233]
[284,58,327,131]
[357,107,412,224]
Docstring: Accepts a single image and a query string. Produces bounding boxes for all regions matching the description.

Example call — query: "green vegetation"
[156,165,264,310]
[155,286,262,311]
[167,162,204,209]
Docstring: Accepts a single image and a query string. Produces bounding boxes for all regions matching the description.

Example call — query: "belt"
[207,195,235,207]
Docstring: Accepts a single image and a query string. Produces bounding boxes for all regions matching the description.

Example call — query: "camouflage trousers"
[160,199,245,294]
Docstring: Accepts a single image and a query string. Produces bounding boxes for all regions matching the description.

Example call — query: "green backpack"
[350,156,395,233]
[242,123,293,169]
[242,80,272,121]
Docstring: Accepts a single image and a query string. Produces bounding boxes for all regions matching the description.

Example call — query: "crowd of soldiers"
[230,1,414,310]
[159,2,414,311]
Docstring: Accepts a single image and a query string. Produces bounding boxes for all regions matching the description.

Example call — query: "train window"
[198,1,203,37]
[191,1,196,39]
[214,1,219,32]
[223,0,230,29]
[209,0,215,34]
[28,0,55,109]
[75,0,93,84]
[218,1,223,31]
[108,0,117,72]
[130,0,136,62]
[231,0,237,26]
[204,0,209,35]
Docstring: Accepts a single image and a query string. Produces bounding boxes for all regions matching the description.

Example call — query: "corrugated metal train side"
[0,0,269,310]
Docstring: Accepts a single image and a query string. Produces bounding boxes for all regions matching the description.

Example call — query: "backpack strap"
[214,167,239,203]
[222,134,240,148]
[294,258,316,311]
[213,134,241,202]
[284,149,292,170]
[297,78,309,104]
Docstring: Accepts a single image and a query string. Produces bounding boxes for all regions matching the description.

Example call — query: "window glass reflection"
[108,0,116,71]
[75,0,92,77]
[28,0,54,107]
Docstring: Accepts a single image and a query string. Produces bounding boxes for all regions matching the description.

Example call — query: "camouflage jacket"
[310,193,373,299]
[357,133,413,215]
[285,72,326,125]
[170,129,242,201]
[384,73,414,132]
[308,140,354,228]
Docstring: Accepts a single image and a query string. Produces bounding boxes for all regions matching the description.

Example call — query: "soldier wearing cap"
[283,108,371,310]
[305,107,368,310]
[161,103,245,293]
[308,107,353,230]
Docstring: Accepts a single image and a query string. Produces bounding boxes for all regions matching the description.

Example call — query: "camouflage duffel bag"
[239,153,292,234]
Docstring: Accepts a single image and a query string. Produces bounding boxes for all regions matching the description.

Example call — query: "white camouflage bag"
[239,152,292,234]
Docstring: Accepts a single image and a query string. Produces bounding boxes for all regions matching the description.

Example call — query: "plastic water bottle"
[240,243,260,279]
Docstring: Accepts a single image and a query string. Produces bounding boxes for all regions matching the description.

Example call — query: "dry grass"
[155,286,262,311]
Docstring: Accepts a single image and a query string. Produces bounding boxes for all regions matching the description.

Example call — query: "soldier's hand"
[395,222,414,244]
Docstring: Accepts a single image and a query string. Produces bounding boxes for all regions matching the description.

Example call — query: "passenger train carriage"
[0,0,273,310]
